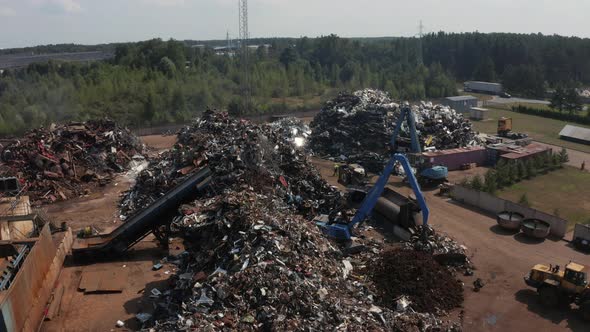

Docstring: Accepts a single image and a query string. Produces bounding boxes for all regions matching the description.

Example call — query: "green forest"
[1,32,590,135]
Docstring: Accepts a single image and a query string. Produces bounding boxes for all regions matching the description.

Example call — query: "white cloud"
[0,7,16,17]
[30,0,82,13]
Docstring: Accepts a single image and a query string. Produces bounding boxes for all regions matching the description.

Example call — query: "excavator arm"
[391,105,421,153]
[316,153,429,241]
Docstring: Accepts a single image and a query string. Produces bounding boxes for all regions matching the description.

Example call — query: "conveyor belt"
[72,167,212,258]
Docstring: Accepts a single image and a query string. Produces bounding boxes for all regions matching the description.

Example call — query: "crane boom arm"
[348,153,429,229]
[391,106,421,153]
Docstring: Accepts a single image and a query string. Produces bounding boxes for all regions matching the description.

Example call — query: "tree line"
[462,148,568,194]
[423,32,590,98]
[1,32,590,135]
[512,105,590,125]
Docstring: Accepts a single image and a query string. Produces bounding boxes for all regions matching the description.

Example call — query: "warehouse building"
[422,146,488,171]
[486,143,551,165]
[443,96,478,114]
[559,124,590,145]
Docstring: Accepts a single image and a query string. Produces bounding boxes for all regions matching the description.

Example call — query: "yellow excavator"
[497,117,512,137]
[524,261,590,320]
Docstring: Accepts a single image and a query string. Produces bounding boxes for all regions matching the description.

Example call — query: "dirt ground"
[312,157,590,332]
[42,241,181,332]
[140,135,177,153]
[447,166,490,184]
[430,196,589,332]
[40,135,178,332]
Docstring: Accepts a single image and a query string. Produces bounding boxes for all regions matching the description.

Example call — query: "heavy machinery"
[524,262,590,320]
[464,81,503,95]
[315,153,428,241]
[337,163,367,186]
[315,105,439,241]
[72,167,212,258]
[572,224,590,252]
[497,117,513,137]
[392,105,448,185]
[497,117,529,139]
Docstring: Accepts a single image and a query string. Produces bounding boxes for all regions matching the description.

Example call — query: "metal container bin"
[496,211,524,230]
[521,218,551,239]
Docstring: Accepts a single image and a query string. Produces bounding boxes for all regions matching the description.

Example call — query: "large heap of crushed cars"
[122,110,466,331]
[0,119,143,204]
[309,89,481,172]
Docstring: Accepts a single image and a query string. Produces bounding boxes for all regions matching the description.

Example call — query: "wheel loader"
[524,261,590,320]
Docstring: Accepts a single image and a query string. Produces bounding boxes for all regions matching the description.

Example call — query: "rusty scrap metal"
[0,119,144,204]
[118,110,467,331]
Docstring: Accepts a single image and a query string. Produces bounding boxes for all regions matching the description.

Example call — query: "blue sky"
[0,0,588,49]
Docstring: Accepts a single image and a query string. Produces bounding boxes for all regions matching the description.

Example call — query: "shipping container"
[464,81,503,94]
[574,224,590,242]
[573,224,590,251]
[443,96,479,113]
[422,146,487,171]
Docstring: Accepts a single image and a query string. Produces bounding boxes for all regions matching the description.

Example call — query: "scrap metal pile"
[120,111,339,219]
[121,111,464,331]
[370,249,464,314]
[149,190,461,331]
[309,89,481,172]
[154,190,397,331]
[0,119,143,204]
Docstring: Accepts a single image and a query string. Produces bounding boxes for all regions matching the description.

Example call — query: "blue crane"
[316,105,430,241]
[393,105,448,184]
[316,153,429,240]
[391,104,421,153]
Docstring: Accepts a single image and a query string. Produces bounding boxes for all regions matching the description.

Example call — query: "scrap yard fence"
[451,185,567,238]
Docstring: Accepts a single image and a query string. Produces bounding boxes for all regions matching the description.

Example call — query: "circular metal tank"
[496,211,524,230]
[521,218,551,239]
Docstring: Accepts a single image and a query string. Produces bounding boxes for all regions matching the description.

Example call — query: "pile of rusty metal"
[405,226,473,270]
[122,110,465,331]
[151,189,392,330]
[309,90,396,172]
[119,111,340,219]
[309,89,481,172]
[146,189,462,331]
[268,117,311,148]
[370,249,464,314]
[0,119,143,204]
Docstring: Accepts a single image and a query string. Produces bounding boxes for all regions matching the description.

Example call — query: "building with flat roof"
[443,95,478,114]
[470,107,489,121]
[486,143,551,164]
[422,146,487,171]
[559,124,590,145]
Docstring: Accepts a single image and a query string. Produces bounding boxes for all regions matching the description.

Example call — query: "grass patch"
[267,89,338,112]
[486,102,552,111]
[471,107,590,153]
[496,166,590,229]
